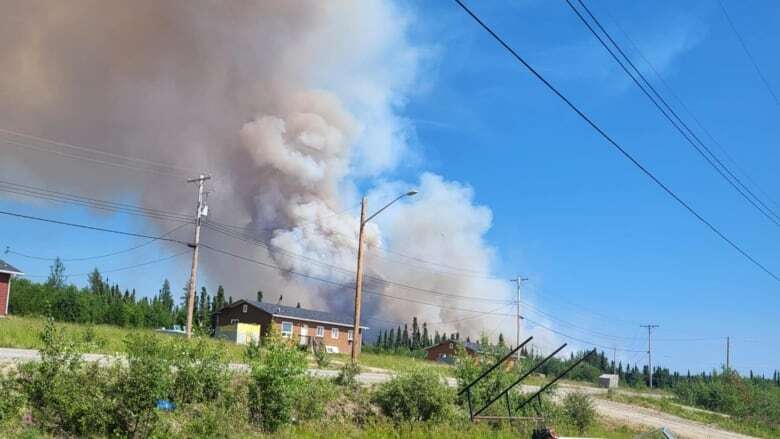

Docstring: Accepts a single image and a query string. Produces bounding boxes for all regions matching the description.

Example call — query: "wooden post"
[351,197,367,362]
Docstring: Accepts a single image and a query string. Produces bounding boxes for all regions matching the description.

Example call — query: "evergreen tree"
[497,333,506,348]
[395,325,402,348]
[411,317,420,349]
[257,290,263,302]
[422,322,429,347]
[198,286,209,327]
[375,331,382,346]
[229,296,233,304]
[296,302,301,308]
[388,328,395,349]
[213,285,226,312]
[87,268,103,295]
[46,257,67,290]
[402,324,409,348]
[455,332,460,341]
[159,279,174,313]
[434,331,440,344]
[442,332,448,342]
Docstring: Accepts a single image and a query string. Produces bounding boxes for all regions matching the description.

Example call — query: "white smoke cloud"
[0,0,558,346]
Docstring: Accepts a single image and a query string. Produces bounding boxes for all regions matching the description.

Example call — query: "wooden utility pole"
[641,324,659,389]
[726,336,731,370]
[351,197,367,362]
[185,174,210,339]
[514,276,527,360]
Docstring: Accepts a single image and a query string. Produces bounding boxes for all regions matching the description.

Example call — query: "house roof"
[0,259,23,275]
[424,339,481,352]
[223,299,368,329]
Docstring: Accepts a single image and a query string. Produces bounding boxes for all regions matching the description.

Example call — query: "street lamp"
[351,190,418,362]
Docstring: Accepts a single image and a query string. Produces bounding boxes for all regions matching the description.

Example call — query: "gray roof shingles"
[238,300,366,328]
[0,259,22,274]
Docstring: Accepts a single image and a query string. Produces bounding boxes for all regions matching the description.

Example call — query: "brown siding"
[0,273,10,317]
[215,302,362,354]
[424,341,476,362]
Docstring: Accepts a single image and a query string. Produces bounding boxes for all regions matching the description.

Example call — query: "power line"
[452,0,780,283]
[602,6,780,217]
[0,128,199,177]
[0,179,193,224]
[564,0,780,227]
[198,242,646,352]
[5,223,189,262]
[202,222,513,304]
[23,250,190,278]
[0,209,191,246]
[716,0,780,108]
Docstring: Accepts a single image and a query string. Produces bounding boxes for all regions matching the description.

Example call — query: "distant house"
[424,339,481,363]
[213,300,368,354]
[0,259,23,317]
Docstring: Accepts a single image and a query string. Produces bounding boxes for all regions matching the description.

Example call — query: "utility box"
[598,373,619,388]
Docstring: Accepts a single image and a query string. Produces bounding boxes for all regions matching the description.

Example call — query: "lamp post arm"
[363,194,406,224]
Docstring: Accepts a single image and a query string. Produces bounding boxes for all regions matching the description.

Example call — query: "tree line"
[8,257,234,333]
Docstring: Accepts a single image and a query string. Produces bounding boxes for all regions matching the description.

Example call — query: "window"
[347,330,354,341]
[316,326,325,338]
[230,319,239,324]
[301,324,309,336]
[242,304,248,313]
[331,327,339,339]
[281,321,293,337]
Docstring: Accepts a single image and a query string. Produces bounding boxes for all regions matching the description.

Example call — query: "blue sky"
[2,0,779,375]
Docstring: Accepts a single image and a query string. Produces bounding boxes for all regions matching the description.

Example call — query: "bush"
[112,334,173,438]
[562,392,595,434]
[373,368,454,422]
[0,372,25,425]
[335,361,361,387]
[293,377,338,421]
[247,330,307,432]
[169,337,229,404]
[312,341,330,368]
[18,318,114,436]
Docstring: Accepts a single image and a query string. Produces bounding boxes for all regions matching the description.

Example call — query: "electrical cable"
[452,0,780,283]
[565,0,780,226]
[5,223,190,262]
[23,250,190,278]
[0,209,191,246]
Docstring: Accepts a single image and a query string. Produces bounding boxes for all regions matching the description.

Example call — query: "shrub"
[169,337,229,404]
[247,330,307,432]
[18,318,113,436]
[562,392,595,434]
[312,341,330,368]
[373,368,454,422]
[244,339,261,362]
[293,377,338,421]
[0,372,25,424]
[112,334,172,438]
[335,361,361,387]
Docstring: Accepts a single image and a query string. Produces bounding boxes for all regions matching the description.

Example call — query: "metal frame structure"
[457,338,597,423]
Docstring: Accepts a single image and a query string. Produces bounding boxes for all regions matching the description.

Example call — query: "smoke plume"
[0,0,555,344]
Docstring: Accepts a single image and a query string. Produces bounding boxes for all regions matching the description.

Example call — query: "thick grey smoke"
[0,0,557,344]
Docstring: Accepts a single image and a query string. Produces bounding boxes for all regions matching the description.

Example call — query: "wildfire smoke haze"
[0,0,553,342]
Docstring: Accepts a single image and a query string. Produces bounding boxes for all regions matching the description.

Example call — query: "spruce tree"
[422,322,429,347]
[411,317,420,349]
[388,328,395,349]
[395,325,402,348]
[434,331,440,344]
[402,324,409,349]
[257,290,263,302]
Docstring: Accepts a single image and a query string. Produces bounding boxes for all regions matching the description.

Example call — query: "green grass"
[1,417,642,439]
[330,352,455,376]
[604,392,777,439]
[0,316,246,361]
[0,317,455,374]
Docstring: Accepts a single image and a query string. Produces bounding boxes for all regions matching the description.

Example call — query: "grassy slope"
[0,316,453,374]
[0,316,246,361]
[605,393,776,439]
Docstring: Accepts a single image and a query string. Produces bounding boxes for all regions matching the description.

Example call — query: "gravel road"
[0,348,757,438]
